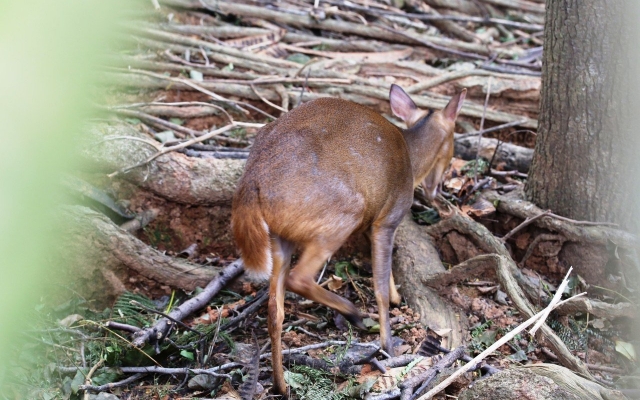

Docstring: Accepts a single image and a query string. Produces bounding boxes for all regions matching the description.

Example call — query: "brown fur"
[231,86,465,394]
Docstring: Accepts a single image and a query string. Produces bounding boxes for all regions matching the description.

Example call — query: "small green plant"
[285,365,354,400]
[334,261,359,280]
[461,158,490,178]
[412,208,441,225]
[469,320,495,354]
[143,222,173,248]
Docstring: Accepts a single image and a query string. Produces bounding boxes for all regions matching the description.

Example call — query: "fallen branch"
[108,122,244,178]
[553,297,637,319]
[131,259,244,348]
[399,346,465,400]
[454,132,534,173]
[80,373,146,393]
[220,289,269,331]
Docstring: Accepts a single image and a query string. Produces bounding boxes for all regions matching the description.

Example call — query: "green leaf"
[91,370,120,386]
[189,70,204,81]
[154,130,176,143]
[508,349,528,362]
[70,370,85,394]
[478,329,497,346]
[615,340,637,361]
[334,261,350,279]
[180,350,195,361]
[169,117,184,126]
[286,53,312,64]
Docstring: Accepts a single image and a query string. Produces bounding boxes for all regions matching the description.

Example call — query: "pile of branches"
[103,0,542,166]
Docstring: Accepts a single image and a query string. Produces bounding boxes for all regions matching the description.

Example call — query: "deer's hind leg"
[286,239,366,329]
[267,235,295,395]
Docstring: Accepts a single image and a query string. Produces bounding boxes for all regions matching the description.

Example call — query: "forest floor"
[6,1,639,399]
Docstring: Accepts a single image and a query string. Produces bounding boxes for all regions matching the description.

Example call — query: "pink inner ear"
[389,85,416,122]
[444,89,466,121]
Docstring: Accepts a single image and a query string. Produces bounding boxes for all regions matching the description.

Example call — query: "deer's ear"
[443,88,466,122]
[389,84,417,123]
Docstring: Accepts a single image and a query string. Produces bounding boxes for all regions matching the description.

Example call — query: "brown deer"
[231,85,466,394]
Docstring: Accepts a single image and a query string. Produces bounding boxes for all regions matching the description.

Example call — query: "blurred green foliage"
[0,0,129,389]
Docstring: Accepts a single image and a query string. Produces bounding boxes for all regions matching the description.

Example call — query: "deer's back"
[236,98,414,243]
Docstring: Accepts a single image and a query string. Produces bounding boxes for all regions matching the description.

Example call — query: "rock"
[459,364,626,400]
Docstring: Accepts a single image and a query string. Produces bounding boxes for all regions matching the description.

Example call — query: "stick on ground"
[131,259,244,348]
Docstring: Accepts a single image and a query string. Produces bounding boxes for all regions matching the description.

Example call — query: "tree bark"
[526,1,640,232]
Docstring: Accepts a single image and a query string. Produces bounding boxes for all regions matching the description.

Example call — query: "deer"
[231,84,466,395]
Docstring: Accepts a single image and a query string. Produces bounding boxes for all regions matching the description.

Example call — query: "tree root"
[483,189,639,248]
[56,205,225,304]
[424,208,552,304]
[392,215,469,347]
[493,255,593,378]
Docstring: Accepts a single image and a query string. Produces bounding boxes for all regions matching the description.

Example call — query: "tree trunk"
[525,0,640,231]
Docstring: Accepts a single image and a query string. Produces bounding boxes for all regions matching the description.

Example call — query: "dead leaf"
[373,358,432,392]
[327,275,344,291]
[58,314,84,327]
[448,158,468,178]
[445,177,466,192]
[477,285,499,294]
[466,197,496,218]
[395,344,411,355]
[433,328,452,337]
